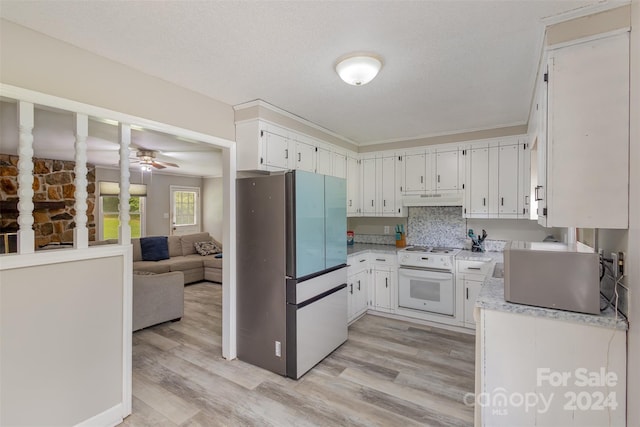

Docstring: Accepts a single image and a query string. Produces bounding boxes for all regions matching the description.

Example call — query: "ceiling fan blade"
[151,162,167,169]
[154,160,179,168]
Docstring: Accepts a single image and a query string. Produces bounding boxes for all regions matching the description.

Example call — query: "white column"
[222,143,237,360]
[73,113,89,249]
[118,124,131,245]
[16,101,35,254]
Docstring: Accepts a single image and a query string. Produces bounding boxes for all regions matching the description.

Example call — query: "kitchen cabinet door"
[347,274,356,320]
[435,150,459,191]
[354,270,369,318]
[332,152,347,178]
[464,279,482,327]
[498,144,519,217]
[468,147,489,216]
[346,156,360,216]
[361,158,377,215]
[316,146,332,175]
[295,141,315,172]
[518,140,533,219]
[264,131,290,169]
[381,156,396,215]
[374,269,392,310]
[404,153,427,193]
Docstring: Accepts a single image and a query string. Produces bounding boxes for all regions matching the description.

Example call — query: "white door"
[295,141,315,172]
[354,270,368,315]
[518,140,531,218]
[498,144,519,216]
[315,146,332,175]
[264,131,289,169]
[170,186,201,236]
[469,147,489,215]
[381,156,395,215]
[332,152,347,178]
[361,158,377,214]
[374,269,391,310]
[347,274,356,320]
[346,156,360,215]
[404,153,426,192]
[435,150,459,191]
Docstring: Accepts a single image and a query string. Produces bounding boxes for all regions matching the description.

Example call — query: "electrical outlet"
[618,252,625,276]
[611,252,619,280]
[384,226,390,234]
[275,341,281,357]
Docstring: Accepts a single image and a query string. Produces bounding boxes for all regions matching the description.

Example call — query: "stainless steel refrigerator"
[236,170,348,379]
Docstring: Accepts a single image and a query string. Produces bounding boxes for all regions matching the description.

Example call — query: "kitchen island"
[474,276,627,426]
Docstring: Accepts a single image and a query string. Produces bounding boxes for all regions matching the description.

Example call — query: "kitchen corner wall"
[349,207,559,250]
[202,177,223,241]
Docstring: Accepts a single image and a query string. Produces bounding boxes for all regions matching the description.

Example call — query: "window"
[100,196,145,239]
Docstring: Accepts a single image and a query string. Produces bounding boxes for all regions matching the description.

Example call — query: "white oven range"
[397,246,461,316]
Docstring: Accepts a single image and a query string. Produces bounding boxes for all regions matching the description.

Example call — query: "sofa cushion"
[202,256,223,269]
[168,236,182,257]
[180,232,212,256]
[194,240,221,256]
[167,256,204,272]
[140,236,170,261]
[133,261,171,274]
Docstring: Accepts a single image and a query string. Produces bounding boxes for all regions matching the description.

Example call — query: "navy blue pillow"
[140,236,169,261]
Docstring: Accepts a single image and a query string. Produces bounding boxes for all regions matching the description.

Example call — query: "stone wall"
[0,154,96,248]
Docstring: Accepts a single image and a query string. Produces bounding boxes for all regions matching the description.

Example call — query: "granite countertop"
[476,276,628,331]
[347,243,399,256]
[456,249,503,262]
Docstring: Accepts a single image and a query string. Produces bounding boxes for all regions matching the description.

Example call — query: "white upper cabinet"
[381,156,396,215]
[361,158,377,215]
[264,131,290,170]
[496,144,519,217]
[315,145,332,175]
[435,149,459,192]
[539,33,629,228]
[332,152,347,179]
[294,139,315,172]
[467,146,490,216]
[346,155,361,216]
[404,152,428,193]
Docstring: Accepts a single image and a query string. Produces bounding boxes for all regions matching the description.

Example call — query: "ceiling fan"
[131,149,179,171]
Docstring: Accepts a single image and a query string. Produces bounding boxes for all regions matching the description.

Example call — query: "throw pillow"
[194,241,221,256]
[140,236,170,261]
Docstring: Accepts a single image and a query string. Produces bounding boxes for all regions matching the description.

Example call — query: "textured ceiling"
[1,0,602,145]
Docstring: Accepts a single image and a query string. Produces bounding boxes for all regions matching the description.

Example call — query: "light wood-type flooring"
[121,282,476,426]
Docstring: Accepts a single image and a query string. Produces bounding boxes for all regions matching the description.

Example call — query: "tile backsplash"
[407,206,467,248]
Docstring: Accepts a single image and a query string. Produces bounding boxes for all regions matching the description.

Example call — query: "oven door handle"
[398,267,453,280]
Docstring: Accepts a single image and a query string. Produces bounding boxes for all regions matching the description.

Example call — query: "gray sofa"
[132,271,184,331]
[132,232,222,284]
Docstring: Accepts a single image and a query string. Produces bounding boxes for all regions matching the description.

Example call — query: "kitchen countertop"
[476,276,628,331]
[347,243,399,256]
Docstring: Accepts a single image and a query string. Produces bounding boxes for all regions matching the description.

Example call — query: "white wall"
[0,255,125,426]
[95,167,203,237]
[202,177,223,241]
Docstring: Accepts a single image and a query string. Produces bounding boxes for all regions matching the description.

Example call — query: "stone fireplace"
[0,154,96,249]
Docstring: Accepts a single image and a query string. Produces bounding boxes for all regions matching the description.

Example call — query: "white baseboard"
[74,403,123,427]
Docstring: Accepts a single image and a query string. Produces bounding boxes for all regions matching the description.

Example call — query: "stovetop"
[398,246,461,270]
[402,246,460,255]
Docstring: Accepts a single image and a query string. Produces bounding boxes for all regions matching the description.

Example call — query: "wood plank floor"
[121,282,476,427]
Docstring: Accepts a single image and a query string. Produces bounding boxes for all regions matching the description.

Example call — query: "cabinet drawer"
[457,259,492,276]
[347,254,369,275]
[369,254,396,268]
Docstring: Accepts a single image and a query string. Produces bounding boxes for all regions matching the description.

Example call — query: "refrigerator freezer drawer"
[287,266,347,304]
[289,286,348,379]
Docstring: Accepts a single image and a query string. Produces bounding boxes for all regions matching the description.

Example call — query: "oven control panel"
[398,252,456,270]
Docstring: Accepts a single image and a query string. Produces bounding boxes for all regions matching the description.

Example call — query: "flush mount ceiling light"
[335,54,383,86]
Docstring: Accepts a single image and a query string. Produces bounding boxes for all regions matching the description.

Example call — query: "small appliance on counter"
[347,230,354,246]
[504,241,600,314]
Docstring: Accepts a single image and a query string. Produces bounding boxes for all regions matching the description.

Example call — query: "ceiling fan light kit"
[335,54,382,86]
[133,149,179,170]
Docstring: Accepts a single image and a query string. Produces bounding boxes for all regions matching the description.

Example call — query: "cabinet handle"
[349,199,352,207]
[420,176,424,184]
[376,258,386,262]
[468,267,481,270]
[385,277,388,288]
[501,197,504,206]
[371,200,374,207]
[437,174,440,183]
[285,149,288,159]
[359,259,366,263]
[534,185,544,201]
[358,281,361,291]
[525,195,529,205]
[383,200,386,207]
[466,288,469,299]
[350,283,353,294]
[298,153,301,162]
[483,197,486,206]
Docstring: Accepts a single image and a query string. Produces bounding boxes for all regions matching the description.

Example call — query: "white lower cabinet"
[373,269,393,311]
[457,258,492,329]
[347,254,369,323]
